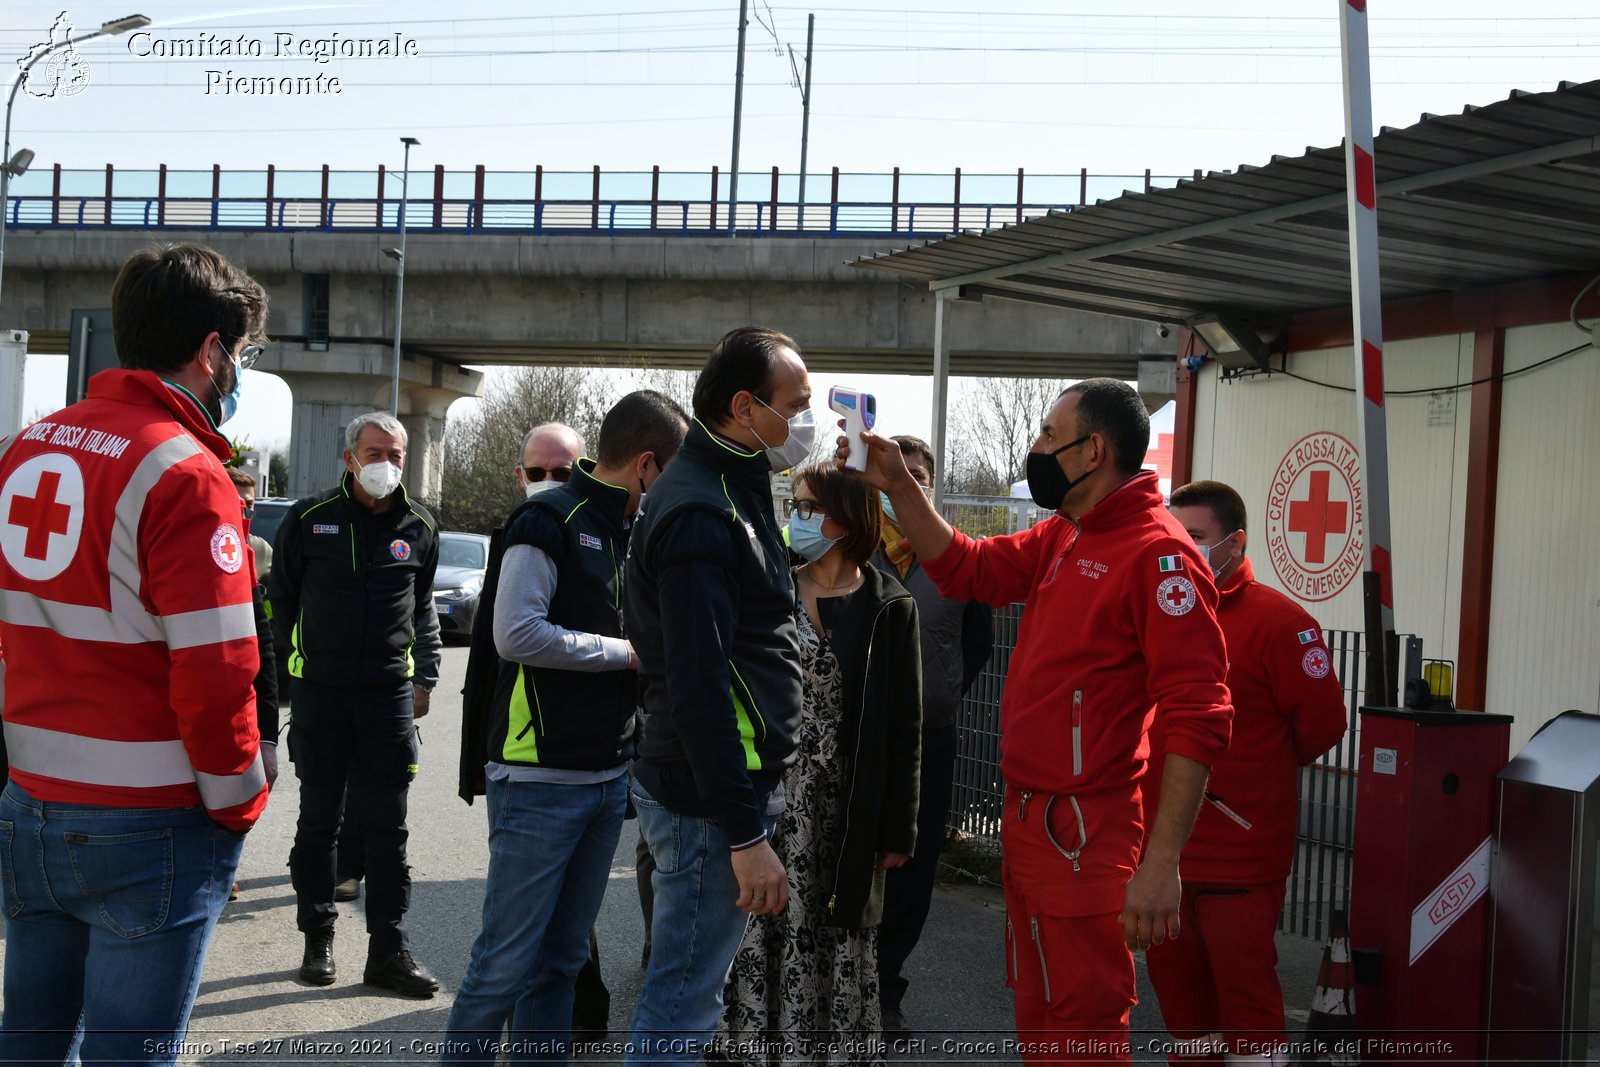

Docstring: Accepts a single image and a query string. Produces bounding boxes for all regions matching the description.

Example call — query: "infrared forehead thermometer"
[829,386,876,471]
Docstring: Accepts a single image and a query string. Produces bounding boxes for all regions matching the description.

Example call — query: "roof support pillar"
[1456,324,1504,712]
[929,288,952,510]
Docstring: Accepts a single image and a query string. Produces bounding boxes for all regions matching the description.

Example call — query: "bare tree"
[436,366,616,533]
[946,375,1075,495]
[624,365,698,416]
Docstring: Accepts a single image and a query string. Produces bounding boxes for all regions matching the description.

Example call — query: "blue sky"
[5,1,1598,448]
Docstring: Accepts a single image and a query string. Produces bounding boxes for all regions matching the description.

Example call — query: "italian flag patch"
[1297,628,1320,645]
[1157,555,1184,572]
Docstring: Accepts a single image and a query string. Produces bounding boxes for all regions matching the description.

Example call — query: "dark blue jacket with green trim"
[625,419,802,847]
[266,471,441,689]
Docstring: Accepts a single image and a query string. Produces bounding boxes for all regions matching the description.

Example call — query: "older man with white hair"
[269,411,443,997]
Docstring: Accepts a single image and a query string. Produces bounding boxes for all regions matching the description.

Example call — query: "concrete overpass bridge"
[0,167,1178,496]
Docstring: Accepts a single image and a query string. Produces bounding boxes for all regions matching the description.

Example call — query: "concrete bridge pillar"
[262,343,482,501]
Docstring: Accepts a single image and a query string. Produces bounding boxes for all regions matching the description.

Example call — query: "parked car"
[249,498,295,558]
[434,531,490,640]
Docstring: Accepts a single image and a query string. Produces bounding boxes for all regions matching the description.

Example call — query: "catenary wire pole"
[797,14,814,230]
[728,0,750,235]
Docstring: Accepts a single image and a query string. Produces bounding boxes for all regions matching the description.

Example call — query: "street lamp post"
[0,13,149,324]
[388,135,419,417]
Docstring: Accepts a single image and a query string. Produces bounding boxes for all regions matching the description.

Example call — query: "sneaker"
[229,882,240,902]
[334,877,361,902]
[299,929,336,986]
[363,950,440,997]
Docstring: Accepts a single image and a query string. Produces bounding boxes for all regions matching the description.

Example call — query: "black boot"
[299,929,336,986]
[363,949,439,997]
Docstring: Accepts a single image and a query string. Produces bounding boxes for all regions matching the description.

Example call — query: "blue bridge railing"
[1,165,1194,239]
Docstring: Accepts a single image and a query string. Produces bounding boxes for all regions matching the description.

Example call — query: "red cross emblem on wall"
[1265,432,1366,604]
[1288,470,1350,565]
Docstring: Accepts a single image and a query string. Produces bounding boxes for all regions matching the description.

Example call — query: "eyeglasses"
[782,498,824,520]
[520,465,573,483]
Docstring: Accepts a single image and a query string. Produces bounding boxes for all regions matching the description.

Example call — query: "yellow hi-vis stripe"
[502,668,543,763]
[728,663,766,772]
[288,611,305,678]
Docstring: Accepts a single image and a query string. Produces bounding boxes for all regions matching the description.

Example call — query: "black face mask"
[1025,435,1091,511]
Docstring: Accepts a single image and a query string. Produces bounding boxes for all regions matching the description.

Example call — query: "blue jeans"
[442,774,627,1066]
[0,781,243,1066]
[625,780,776,1065]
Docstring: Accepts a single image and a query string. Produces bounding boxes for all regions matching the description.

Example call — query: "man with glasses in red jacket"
[0,244,270,1063]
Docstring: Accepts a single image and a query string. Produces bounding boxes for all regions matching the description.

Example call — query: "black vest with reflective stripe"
[484,463,637,771]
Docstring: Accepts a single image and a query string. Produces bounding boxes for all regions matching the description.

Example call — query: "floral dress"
[718,605,885,1067]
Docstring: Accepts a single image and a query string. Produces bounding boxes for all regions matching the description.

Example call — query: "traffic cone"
[1301,909,1359,1065]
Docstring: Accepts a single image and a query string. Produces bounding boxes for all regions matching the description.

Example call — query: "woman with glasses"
[719,463,923,1065]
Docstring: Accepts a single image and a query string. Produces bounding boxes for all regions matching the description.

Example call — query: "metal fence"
[947,612,1394,942]
[1,165,1193,240]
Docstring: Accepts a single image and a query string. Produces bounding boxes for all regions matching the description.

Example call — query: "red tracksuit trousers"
[1143,882,1291,1066]
[1002,788,1138,1065]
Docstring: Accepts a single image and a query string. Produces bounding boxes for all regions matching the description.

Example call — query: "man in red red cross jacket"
[1146,480,1349,1066]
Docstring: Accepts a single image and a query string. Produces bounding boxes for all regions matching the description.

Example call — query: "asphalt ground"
[0,644,1331,1065]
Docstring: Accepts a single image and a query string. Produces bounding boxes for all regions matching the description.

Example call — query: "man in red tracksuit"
[1146,481,1348,1066]
[855,379,1233,1064]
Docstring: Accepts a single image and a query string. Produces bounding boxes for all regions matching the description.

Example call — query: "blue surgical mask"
[880,486,932,526]
[1195,532,1237,579]
[787,511,840,562]
[210,343,243,426]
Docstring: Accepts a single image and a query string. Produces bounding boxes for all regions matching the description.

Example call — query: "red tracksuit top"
[0,369,267,831]
[1148,557,1348,886]
[924,473,1232,904]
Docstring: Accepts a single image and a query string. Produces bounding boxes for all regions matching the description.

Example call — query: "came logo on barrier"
[1410,837,1492,964]
[1427,871,1476,925]
[1264,431,1366,604]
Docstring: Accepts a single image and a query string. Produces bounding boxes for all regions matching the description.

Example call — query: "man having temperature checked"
[842,379,1233,1064]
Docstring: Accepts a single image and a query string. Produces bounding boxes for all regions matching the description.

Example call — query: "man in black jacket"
[623,327,813,1064]
[269,411,441,996]
[446,391,686,1062]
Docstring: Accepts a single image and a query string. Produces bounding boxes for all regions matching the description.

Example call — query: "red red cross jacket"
[0,369,267,831]
[923,472,1233,913]
[1148,556,1348,886]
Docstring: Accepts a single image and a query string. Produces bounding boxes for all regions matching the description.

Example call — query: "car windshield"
[251,501,292,546]
[440,536,486,570]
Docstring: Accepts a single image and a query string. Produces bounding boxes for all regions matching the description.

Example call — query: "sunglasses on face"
[520,465,573,483]
[221,337,264,370]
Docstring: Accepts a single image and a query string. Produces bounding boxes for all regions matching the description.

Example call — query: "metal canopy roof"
[853,80,1600,325]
